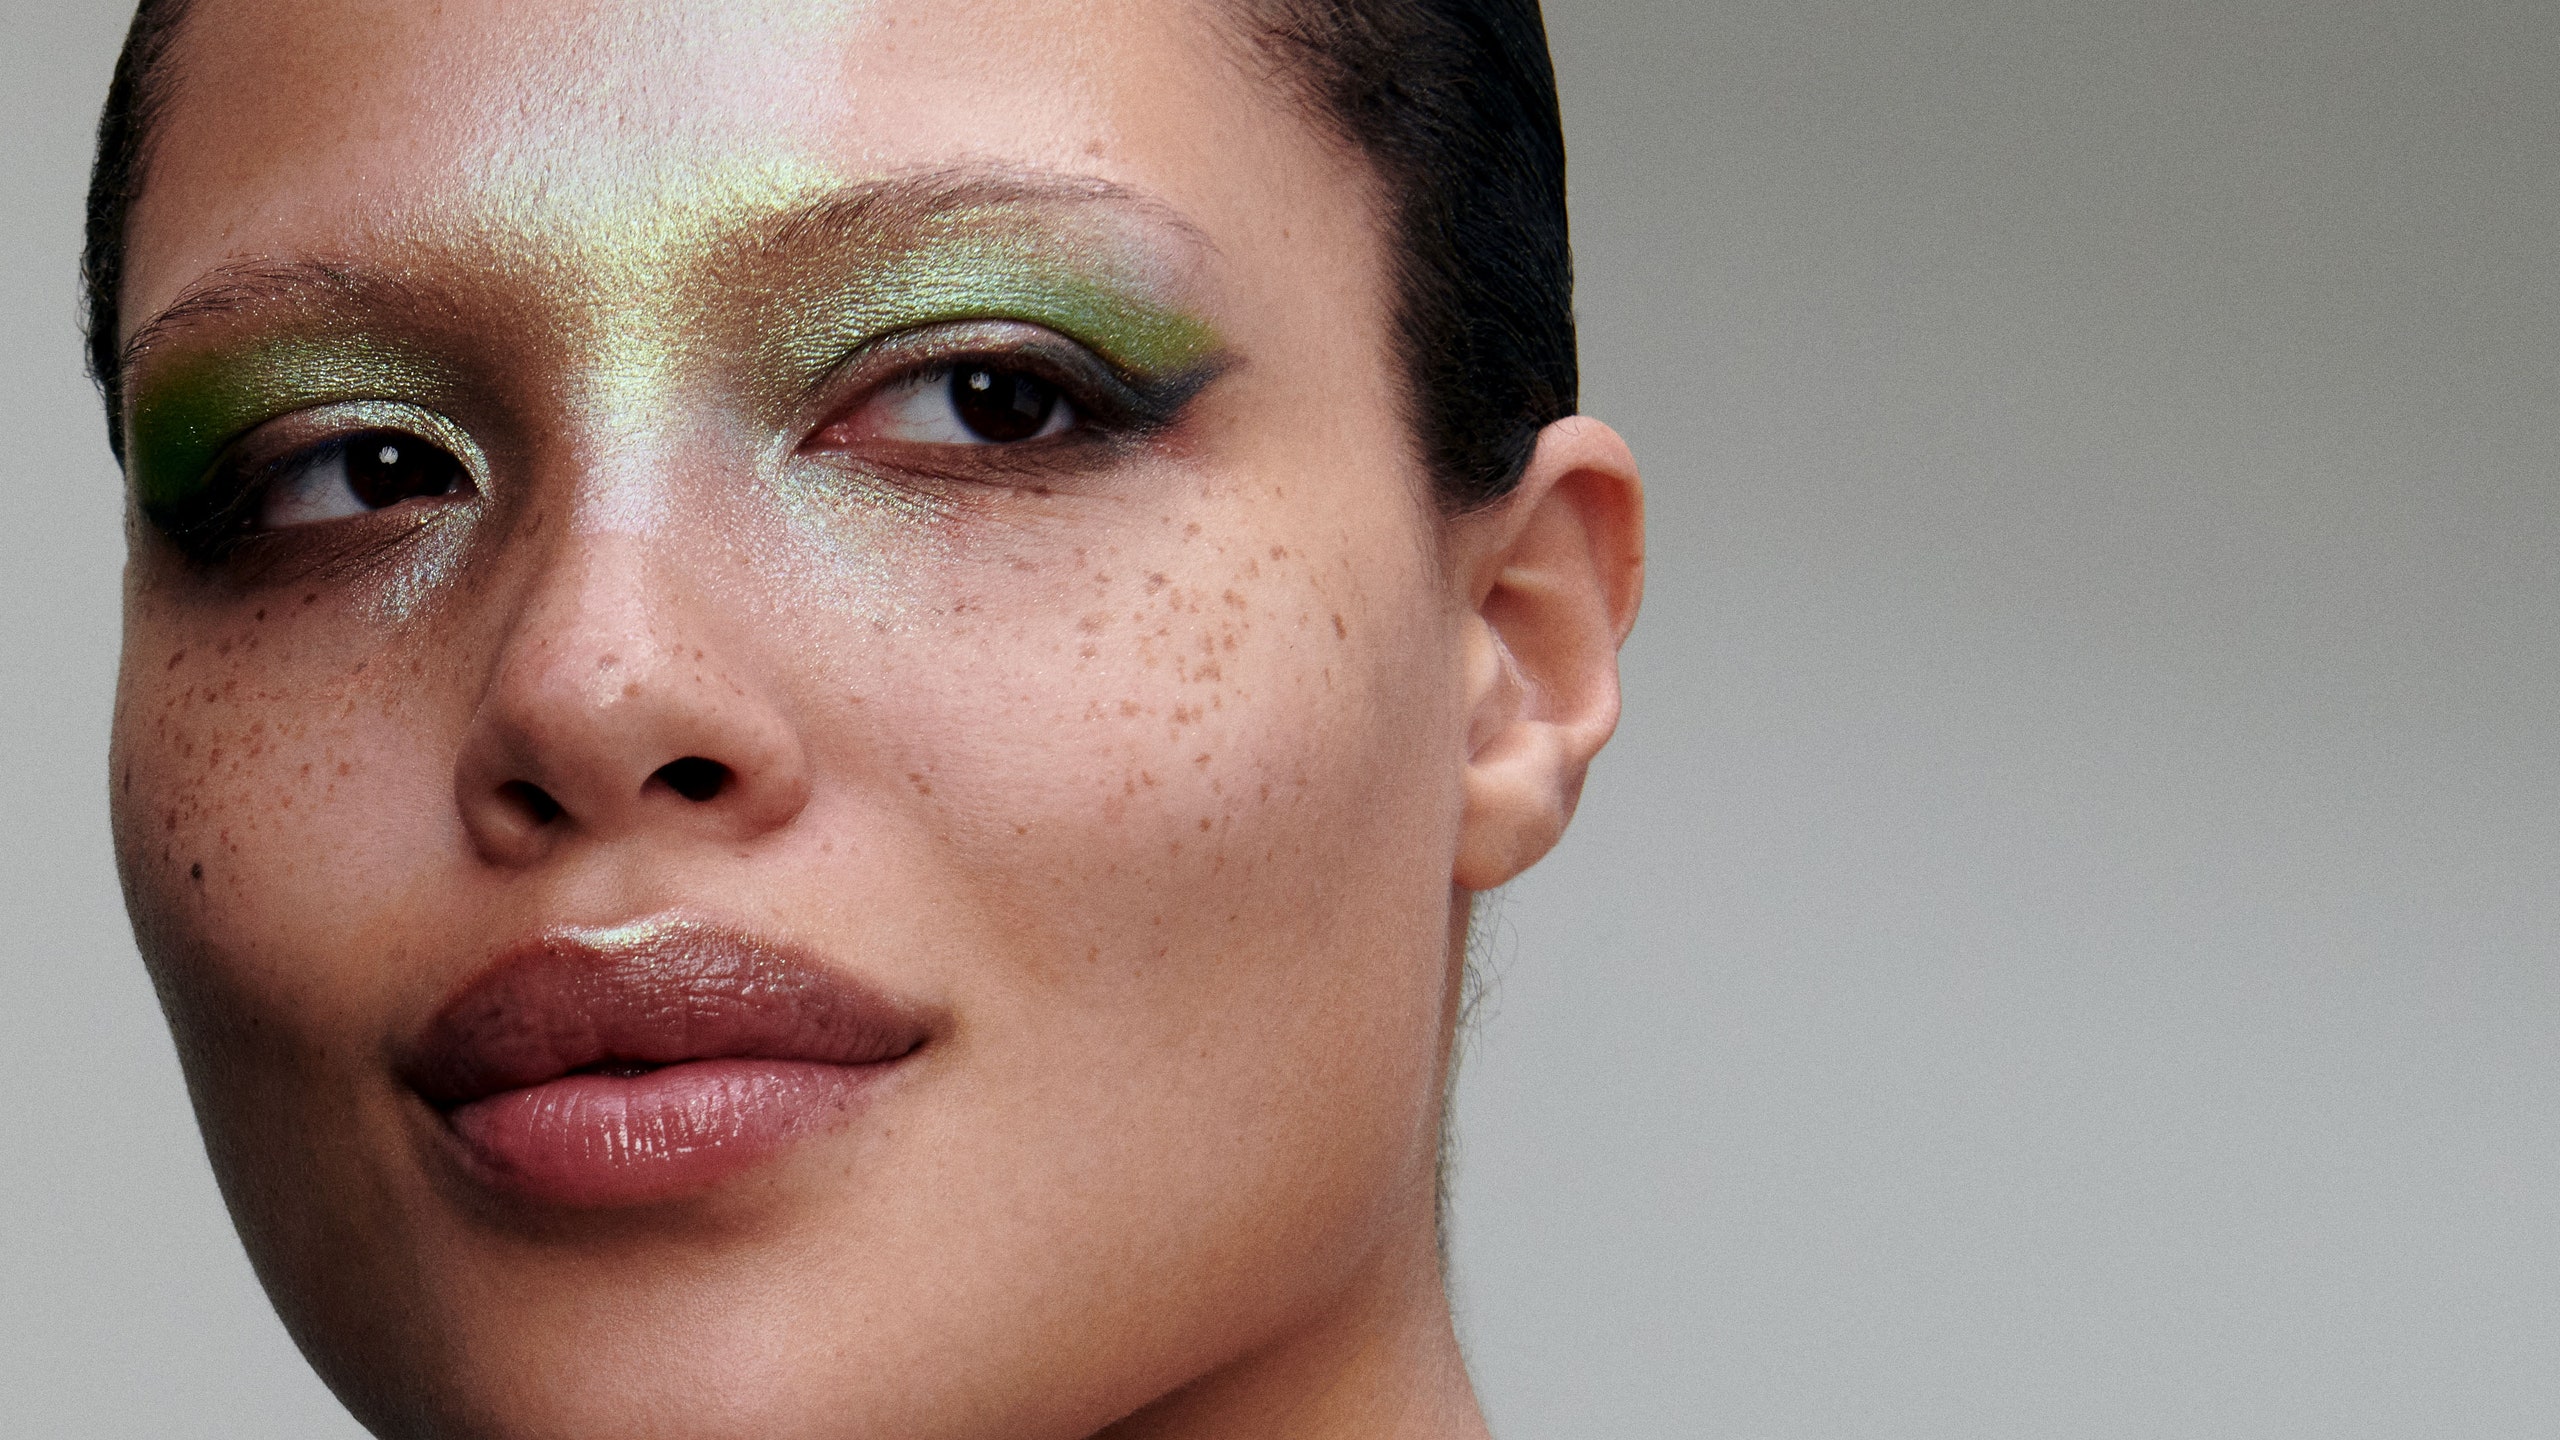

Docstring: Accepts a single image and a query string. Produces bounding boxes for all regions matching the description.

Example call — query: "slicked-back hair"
[81,0,191,461]
[82,0,1576,506]
[1228,0,1576,509]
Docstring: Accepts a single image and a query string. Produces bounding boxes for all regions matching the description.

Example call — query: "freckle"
[337,761,352,777]
[303,592,318,605]
[1079,644,1098,659]
[1119,700,1141,717]
[1086,945,1101,963]
[1013,823,1029,836]
[1259,783,1272,802]
[1198,817,1212,832]
[623,682,641,699]
[1141,771,1158,787]
[1270,546,1287,560]
[1146,573,1168,593]
[1184,523,1201,538]
[1332,614,1347,639]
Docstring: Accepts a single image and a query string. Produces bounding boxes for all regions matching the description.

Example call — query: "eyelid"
[147,399,486,554]
[125,341,464,512]
[799,318,1221,449]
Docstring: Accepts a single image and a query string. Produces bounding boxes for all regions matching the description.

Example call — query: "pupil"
[343,430,463,510]
[949,366,1059,443]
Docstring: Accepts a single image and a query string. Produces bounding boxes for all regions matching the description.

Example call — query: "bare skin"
[106,1,1643,1437]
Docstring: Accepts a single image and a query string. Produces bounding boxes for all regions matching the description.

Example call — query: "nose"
[454,534,811,867]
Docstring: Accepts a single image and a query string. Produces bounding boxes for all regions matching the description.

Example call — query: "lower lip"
[444,1058,893,1207]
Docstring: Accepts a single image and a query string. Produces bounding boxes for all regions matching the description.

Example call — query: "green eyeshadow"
[772,229,1222,385]
[127,338,454,512]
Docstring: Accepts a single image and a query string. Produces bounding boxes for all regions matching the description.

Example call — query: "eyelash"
[147,325,1217,563]
[798,324,1215,464]
[148,404,482,565]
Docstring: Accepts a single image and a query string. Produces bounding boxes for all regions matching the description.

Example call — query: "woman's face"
[109,1,1614,1435]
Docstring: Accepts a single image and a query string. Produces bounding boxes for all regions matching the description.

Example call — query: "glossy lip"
[400,919,932,1207]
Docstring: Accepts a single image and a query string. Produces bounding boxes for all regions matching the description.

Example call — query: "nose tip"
[451,544,813,868]
[462,716,813,868]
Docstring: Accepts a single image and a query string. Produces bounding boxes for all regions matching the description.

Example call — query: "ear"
[1451,416,1646,892]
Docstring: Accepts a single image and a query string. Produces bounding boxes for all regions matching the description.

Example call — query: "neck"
[1097,1219,1491,1440]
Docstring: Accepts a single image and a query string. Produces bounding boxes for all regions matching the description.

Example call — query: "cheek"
[853,501,1453,931]
[110,585,462,1060]
[798,481,1468,1148]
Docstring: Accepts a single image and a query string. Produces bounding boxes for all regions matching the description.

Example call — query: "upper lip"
[400,919,932,1109]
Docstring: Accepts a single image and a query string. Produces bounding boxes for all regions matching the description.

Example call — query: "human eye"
[799,321,1222,476]
[835,362,1079,447]
[259,429,474,529]
[144,406,484,564]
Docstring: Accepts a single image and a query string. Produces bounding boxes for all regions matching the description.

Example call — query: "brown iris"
[949,365,1061,442]
[342,431,465,510]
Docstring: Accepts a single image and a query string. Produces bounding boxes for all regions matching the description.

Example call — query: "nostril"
[651,756,732,803]
[499,780,565,826]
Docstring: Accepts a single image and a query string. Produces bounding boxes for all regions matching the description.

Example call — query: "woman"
[92,0,1643,1434]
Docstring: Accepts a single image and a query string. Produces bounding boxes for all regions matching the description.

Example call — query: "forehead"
[125,0,1322,332]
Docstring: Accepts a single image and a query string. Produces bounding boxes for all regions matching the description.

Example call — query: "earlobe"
[1452,417,1646,892]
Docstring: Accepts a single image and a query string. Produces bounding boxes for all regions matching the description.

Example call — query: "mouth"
[400,919,932,1208]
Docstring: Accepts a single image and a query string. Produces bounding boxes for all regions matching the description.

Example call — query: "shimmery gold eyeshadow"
[770,231,1224,389]
[121,163,1229,543]
[128,339,457,512]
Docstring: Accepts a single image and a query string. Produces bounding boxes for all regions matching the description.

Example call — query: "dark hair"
[82,0,1576,505]
[81,0,192,463]
[1229,0,1576,508]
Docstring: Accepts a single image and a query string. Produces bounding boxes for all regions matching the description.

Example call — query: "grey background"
[4,1,2555,1435]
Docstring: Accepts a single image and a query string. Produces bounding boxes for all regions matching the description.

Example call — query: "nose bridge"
[502,531,684,726]
[455,517,811,864]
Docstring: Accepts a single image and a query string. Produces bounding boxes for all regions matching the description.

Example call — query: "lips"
[401,920,930,1207]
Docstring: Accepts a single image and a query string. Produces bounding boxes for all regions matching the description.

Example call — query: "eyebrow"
[119,261,440,379]
[755,167,1216,263]
[118,166,1218,388]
